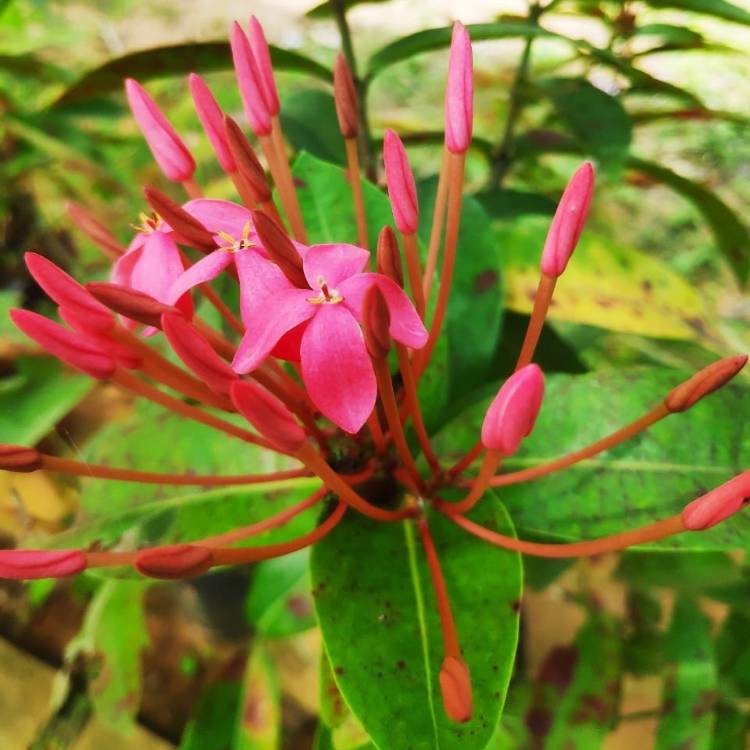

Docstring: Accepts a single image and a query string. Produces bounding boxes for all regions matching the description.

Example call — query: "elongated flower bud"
[540,163,595,277]
[481,364,544,455]
[66,202,124,260]
[136,544,214,580]
[249,16,280,116]
[125,78,195,182]
[0,549,87,580]
[439,656,473,723]
[10,309,115,379]
[25,253,113,333]
[87,282,185,329]
[383,129,419,235]
[0,445,42,472]
[189,73,235,173]
[665,355,747,413]
[224,115,273,202]
[363,285,392,359]
[143,186,216,252]
[230,21,272,136]
[682,471,750,530]
[251,210,307,288]
[162,313,237,395]
[376,226,404,287]
[444,22,473,154]
[230,380,306,453]
[333,54,358,139]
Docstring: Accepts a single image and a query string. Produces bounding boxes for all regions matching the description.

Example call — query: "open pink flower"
[232,243,427,433]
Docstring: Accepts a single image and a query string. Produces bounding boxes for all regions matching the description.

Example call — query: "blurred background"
[1,1,750,748]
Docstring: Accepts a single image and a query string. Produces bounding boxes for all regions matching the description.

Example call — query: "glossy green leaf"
[0,356,93,445]
[280,90,345,165]
[306,0,390,19]
[644,0,750,26]
[655,597,717,750]
[180,681,242,750]
[53,43,330,107]
[475,189,556,220]
[311,499,522,750]
[631,23,704,46]
[234,642,281,750]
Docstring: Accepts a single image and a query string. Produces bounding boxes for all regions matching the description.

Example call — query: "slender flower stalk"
[422,147,450,302]
[67,202,125,260]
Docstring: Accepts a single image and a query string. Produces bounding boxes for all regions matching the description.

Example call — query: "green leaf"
[245,550,316,637]
[306,0,390,19]
[180,681,242,750]
[311,499,522,750]
[234,642,281,750]
[65,580,147,733]
[711,703,749,749]
[475,189,556,220]
[0,357,93,445]
[53,43,330,107]
[644,0,750,27]
[716,610,750,698]
[280,90,345,165]
[655,597,717,750]
[631,23,705,46]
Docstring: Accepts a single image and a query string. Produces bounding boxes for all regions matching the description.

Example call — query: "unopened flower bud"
[25,252,113,333]
[383,129,419,235]
[248,16,280,116]
[136,544,214,580]
[224,115,272,202]
[481,364,544,455]
[189,73,235,173]
[125,78,195,182]
[363,285,392,359]
[0,549,86,580]
[439,656,473,723]
[376,226,404,287]
[682,470,750,530]
[333,53,358,139]
[230,21,272,136]
[665,355,747,413]
[0,445,42,473]
[540,162,595,278]
[66,202,125,260]
[10,309,116,380]
[230,380,306,453]
[143,186,216,252]
[87,282,185,329]
[251,210,307,288]
[444,22,473,154]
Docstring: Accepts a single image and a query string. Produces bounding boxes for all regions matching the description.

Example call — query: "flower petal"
[182,199,256,245]
[234,247,294,326]
[131,231,185,302]
[300,304,376,433]
[166,251,234,306]
[232,288,315,373]
[339,272,428,349]
[302,243,369,290]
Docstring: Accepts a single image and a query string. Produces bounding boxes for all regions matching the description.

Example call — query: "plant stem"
[514,272,556,370]
[345,137,369,248]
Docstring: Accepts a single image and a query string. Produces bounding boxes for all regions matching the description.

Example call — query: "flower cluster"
[1,18,749,724]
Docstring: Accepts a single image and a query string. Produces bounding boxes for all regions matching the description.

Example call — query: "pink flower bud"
[383,129,419,235]
[66,202,124,260]
[0,445,42,473]
[444,22,473,154]
[125,78,196,182]
[87,282,185,329]
[25,252,113,333]
[10,309,116,380]
[540,162,595,277]
[481,364,544,455]
[189,73,235,173]
[136,544,214,580]
[162,313,237,395]
[248,16,280,116]
[230,21,272,136]
[0,549,86,579]
[682,471,750,530]
[230,380,306,453]
[439,656,473,723]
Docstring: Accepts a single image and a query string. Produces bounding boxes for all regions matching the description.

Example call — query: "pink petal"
[339,272,428,349]
[182,199,255,244]
[302,243,370,290]
[272,321,307,362]
[232,288,315,373]
[131,231,185,302]
[300,304,376,434]
[166,251,234,306]
[234,247,293,326]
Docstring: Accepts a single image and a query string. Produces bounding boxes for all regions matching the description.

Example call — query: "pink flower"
[682,471,750,530]
[444,22,473,155]
[383,129,419,235]
[540,162,595,277]
[189,73,235,173]
[481,364,545,455]
[232,243,427,433]
[230,21,272,136]
[248,16,280,116]
[125,78,195,182]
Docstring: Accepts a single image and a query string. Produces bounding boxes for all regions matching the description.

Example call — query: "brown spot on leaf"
[285,594,312,619]
[525,707,553,739]
[474,269,499,294]
[538,646,578,692]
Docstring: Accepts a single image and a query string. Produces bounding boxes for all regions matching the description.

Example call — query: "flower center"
[131,211,163,234]
[216,221,255,253]
[308,276,343,305]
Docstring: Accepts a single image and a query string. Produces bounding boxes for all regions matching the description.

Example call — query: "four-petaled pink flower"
[232,242,427,433]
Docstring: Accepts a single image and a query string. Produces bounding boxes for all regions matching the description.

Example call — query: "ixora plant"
[1,16,750,747]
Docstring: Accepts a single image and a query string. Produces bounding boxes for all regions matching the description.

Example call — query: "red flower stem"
[296,442,414,522]
[231,172,259,209]
[198,282,245,335]
[373,357,425,492]
[436,450,501,515]
[448,512,687,558]
[111,369,277,451]
[193,318,237,360]
[367,412,386,453]
[514,273,556,371]
[483,403,670,488]
[416,514,461,658]
[402,232,426,320]
[415,151,466,379]
[344,137,368,249]
[395,343,440,473]
[39,454,308,485]
[422,146,450,302]
[271,116,307,242]
[182,177,203,200]
[446,441,482,480]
